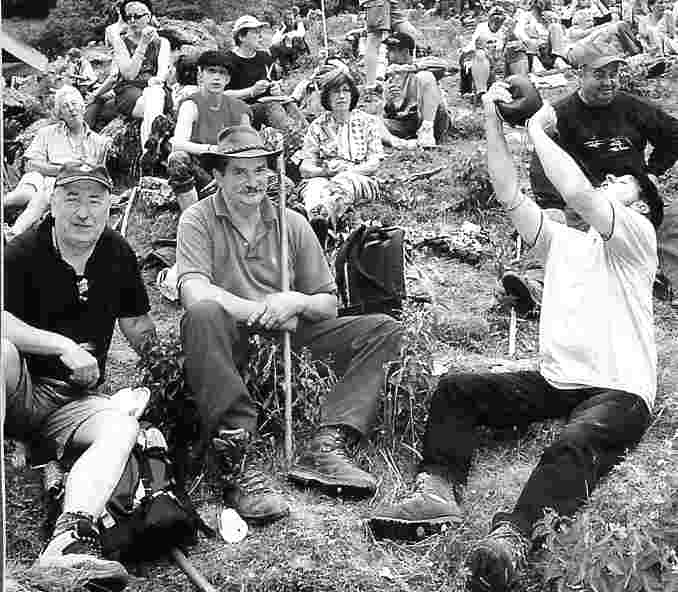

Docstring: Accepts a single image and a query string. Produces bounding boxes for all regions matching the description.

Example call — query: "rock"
[101,116,142,185]
[157,17,219,51]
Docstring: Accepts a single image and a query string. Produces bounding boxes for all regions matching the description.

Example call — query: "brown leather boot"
[288,426,376,496]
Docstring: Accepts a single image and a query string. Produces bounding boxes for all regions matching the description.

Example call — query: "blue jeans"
[421,371,650,536]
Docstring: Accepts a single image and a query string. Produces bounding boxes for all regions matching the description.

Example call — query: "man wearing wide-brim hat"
[176,124,403,523]
[505,49,678,313]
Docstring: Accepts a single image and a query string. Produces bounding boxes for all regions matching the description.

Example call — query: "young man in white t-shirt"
[368,81,661,591]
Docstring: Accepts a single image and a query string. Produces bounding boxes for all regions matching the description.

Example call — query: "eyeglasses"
[127,12,150,20]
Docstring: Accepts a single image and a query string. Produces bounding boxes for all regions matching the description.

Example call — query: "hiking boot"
[368,472,463,540]
[288,427,376,495]
[223,467,290,523]
[213,428,289,524]
[501,271,542,316]
[36,514,128,592]
[417,121,437,148]
[466,520,531,592]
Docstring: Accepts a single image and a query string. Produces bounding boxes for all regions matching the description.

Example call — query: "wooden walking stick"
[319,0,329,53]
[278,149,294,463]
[170,548,218,592]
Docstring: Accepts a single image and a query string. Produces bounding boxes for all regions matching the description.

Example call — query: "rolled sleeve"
[176,206,215,289]
[300,119,323,163]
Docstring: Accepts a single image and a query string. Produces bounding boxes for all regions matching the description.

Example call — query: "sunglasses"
[127,12,150,20]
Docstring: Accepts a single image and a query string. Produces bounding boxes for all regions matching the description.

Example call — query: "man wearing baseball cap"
[3,162,156,589]
[504,48,678,312]
[176,124,402,524]
[380,32,451,147]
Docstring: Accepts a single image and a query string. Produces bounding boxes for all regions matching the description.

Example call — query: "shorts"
[363,0,406,33]
[6,356,119,462]
[114,83,172,117]
[15,171,56,197]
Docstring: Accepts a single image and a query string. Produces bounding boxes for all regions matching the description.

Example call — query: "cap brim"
[211,147,282,159]
[55,175,113,190]
[587,56,627,69]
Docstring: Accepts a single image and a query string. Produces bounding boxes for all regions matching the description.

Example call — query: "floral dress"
[299,109,383,225]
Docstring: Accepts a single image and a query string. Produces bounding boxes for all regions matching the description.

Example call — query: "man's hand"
[527,102,557,134]
[59,341,100,387]
[482,81,512,113]
[384,79,400,103]
[269,81,283,95]
[140,26,159,46]
[247,292,304,331]
[252,79,271,96]
[147,76,163,87]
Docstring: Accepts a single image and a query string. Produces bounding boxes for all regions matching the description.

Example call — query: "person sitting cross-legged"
[3,162,156,591]
[3,86,111,242]
[380,32,451,148]
[369,82,661,592]
[298,69,383,244]
[176,124,403,524]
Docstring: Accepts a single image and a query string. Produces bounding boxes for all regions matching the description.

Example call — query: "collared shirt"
[300,109,383,166]
[3,216,150,382]
[176,189,336,302]
[23,120,111,169]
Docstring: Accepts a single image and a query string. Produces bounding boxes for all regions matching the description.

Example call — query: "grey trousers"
[181,300,403,440]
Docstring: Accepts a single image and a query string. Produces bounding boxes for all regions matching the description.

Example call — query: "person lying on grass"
[369,81,661,592]
[3,162,157,592]
[176,124,403,525]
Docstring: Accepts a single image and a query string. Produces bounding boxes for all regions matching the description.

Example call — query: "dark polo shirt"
[176,189,336,300]
[3,216,150,382]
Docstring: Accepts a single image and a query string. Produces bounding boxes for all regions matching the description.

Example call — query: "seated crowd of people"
[2,0,678,591]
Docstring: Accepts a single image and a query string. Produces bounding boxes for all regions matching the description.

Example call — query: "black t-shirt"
[226,50,275,102]
[3,216,150,383]
[530,91,678,204]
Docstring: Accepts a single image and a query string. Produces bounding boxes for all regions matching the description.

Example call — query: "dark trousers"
[421,371,650,536]
[181,300,403,440]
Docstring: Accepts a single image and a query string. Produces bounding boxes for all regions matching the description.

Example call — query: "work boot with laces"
[466,517,531,592]
[368,472,463,540]
[213,428,289,524]
[36,512,129,591]
[288,426,376,495]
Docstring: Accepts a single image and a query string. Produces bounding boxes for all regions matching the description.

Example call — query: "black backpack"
[334,225,406,319]
[98,423,214,562]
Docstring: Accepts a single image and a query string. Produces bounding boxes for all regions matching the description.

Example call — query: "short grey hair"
[54,85,85,116]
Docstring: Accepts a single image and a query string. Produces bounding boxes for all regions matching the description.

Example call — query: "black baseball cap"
[55,162,113,191]
[382,32,415,52]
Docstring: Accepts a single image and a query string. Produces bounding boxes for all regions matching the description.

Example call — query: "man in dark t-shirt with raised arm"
[504,50,678,312]
[3,162,156,591]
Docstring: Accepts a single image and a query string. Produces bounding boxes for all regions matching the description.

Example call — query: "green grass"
[6,12,678,592]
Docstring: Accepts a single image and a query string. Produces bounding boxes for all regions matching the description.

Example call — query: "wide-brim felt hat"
[212,125,283,159]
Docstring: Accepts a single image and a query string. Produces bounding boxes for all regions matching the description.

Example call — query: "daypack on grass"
[98,423,214,562]
[334,225,406,319]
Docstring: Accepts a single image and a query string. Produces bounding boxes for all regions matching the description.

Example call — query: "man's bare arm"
[3,311,100,386]
[528,104,613,237]
[118,314,157,354]
[482,84,545,246]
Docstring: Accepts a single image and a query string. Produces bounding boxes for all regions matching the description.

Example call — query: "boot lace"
[237,468,277,496]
